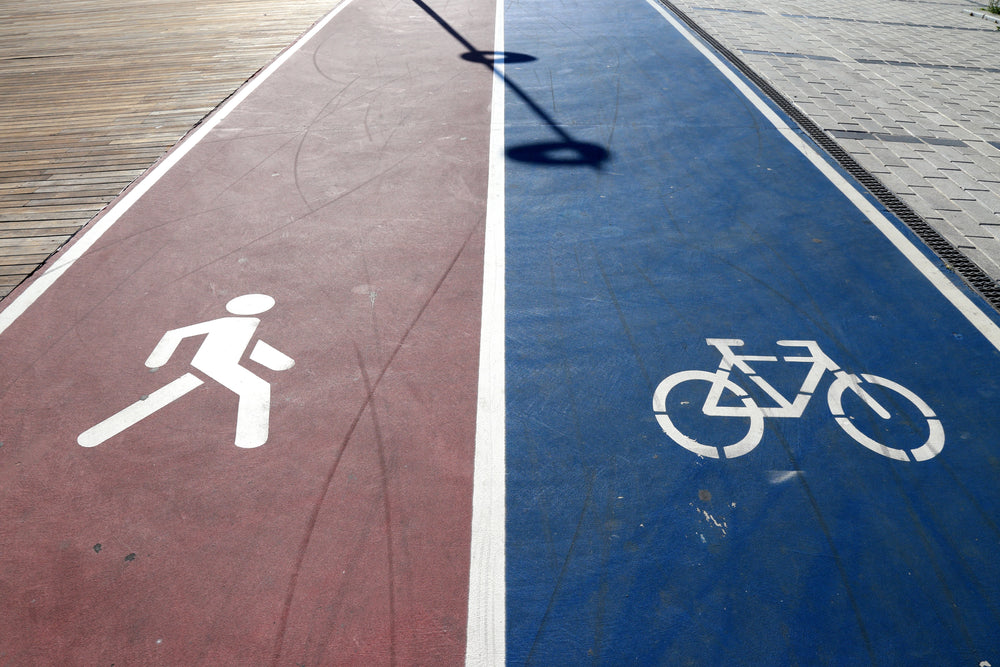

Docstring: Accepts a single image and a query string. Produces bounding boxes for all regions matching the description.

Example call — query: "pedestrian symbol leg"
[226,369,273,449]
[77,373,204,447]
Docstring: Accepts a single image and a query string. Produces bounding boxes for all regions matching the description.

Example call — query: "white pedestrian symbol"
[78,294,294,449]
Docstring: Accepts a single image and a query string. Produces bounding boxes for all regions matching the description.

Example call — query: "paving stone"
[953,198,1000,224]
[866,146,907,167]
[948,125,993,143]
[941,209,995,238]
[974,189,1000,214]
[956,159,1000,183]
[934,144,980,161]
[872,171,915,195]
[908,184,964,212]
[849,151,888,173]
[926,175,979,201]
[942,169,992,193]
[851,117,890,133]
[900,155,946,178]
[906,150,952,172]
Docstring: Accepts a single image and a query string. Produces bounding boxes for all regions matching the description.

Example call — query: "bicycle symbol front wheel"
[652,370,765,459]
[827,373,944,462]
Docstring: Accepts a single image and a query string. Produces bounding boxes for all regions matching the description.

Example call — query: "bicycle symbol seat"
[651,339,944,461]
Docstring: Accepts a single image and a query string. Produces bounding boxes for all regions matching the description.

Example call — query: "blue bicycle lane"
[499,0,1000,663]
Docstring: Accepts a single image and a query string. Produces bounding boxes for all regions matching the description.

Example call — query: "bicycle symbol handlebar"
[651,339,944,461]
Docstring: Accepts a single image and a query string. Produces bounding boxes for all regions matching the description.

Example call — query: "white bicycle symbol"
[651,339,944,461]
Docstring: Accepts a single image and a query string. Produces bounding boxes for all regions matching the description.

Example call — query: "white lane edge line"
[465,0,506,664]
[0,0,358,337]
[645,0,1000,353]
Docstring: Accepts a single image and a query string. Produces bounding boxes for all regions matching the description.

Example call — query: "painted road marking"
[652,338,945,461]
[77,294,293,448]
[465,0,507,661]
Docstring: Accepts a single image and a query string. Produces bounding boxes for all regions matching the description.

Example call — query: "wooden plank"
[0,264,42,276]
[0,254,54,266]
[0,219,88,231]
[0,0,343,302]
[0,227,84,240]
[0,237,66,251]
[0,210,107,223]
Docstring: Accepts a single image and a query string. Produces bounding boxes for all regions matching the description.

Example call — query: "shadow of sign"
[411,0,611,169]
[460,50,536,65]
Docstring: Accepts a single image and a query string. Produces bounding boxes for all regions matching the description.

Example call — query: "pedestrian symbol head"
[226,294,275,316]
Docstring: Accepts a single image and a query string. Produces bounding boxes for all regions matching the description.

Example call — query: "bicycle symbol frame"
[651,339,944,461]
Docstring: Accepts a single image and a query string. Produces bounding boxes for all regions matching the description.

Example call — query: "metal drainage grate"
[656,0,1000,312]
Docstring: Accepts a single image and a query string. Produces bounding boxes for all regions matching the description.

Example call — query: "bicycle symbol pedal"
[651,339,944,461]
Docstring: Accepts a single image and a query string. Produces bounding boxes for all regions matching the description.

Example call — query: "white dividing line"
[645,0,1000,353]
[0,0,358,338]
[465,0,506,664]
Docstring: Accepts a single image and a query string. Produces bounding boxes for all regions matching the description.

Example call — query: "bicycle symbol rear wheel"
[827,373,944,461]
[652,370,765,459]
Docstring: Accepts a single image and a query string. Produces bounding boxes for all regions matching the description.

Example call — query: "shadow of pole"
[409,0,610,168]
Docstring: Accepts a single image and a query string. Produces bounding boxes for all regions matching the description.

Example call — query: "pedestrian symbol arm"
[144,322,213,369]
[249,340,294,371]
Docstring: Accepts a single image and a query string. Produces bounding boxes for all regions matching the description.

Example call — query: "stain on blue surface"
[503,0,1000,663]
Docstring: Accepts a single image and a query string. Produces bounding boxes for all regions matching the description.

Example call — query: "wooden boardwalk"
[0,0,342,299]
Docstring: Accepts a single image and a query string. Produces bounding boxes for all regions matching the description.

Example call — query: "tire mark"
[524,470,596,666]
[356,346,399,667]
[269,214,483,664]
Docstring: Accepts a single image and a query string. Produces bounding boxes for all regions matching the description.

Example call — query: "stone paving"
[668,0,1000,280]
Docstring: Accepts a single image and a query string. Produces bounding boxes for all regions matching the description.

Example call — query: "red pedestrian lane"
[0,0,495,662]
